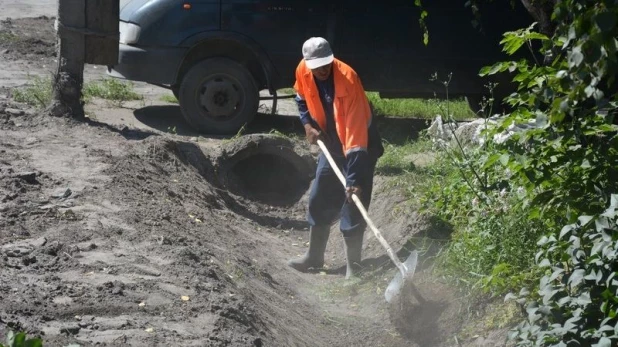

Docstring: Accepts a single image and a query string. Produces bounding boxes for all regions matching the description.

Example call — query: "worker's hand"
[304,124,321,145]
[346,186,362,203]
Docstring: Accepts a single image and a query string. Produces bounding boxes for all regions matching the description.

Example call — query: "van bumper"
[106,44,187,85]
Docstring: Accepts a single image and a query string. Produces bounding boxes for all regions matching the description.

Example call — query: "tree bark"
[519,0,557,37]
[49,0,85,119]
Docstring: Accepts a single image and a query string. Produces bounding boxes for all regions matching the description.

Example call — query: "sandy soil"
[0,9,509,347]
[0,0,57,21]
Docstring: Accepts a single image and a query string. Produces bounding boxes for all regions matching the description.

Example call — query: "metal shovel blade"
[385,250,419,303]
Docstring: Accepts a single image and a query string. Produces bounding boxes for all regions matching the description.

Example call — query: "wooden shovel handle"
[316,140,406,275]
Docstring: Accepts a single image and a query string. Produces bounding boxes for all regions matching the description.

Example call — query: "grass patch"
[83,78,142,106]
[459,300,521,340]
[0,32,19,44]
[160,94,178,104]
[376,138,433,176]
[277,88,296,95]
[276,88,474,120]
[367,92,474,120]
[374,136,441,210]
[12,75,53,108]
[11,76,142,109]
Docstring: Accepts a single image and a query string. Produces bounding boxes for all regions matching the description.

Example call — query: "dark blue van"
[107,0,532,134]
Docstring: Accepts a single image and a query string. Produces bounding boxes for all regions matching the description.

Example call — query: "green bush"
[0,331,42,347]
[509,196,618,345]
[436,0,618,344]
[421,145,546,295]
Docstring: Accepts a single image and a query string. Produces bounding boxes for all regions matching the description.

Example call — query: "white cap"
[302,37,334,69]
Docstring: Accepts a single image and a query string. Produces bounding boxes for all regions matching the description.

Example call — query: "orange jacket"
[293,58,373,156]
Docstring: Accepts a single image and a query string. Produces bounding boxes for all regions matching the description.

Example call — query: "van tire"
[178,58,259,135]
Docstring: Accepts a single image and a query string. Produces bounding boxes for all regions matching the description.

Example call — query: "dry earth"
[0,6,511,347]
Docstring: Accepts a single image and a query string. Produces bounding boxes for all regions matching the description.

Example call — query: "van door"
[222,0,333,88]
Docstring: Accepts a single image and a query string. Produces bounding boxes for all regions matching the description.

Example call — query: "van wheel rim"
[199,74,243,119]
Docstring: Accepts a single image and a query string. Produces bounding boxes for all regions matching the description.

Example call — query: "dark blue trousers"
[307,153,377,237]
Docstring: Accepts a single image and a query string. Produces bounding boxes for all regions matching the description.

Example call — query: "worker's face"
[311,63,332,81]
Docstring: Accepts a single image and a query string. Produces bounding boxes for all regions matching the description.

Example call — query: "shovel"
[316,139,423,304]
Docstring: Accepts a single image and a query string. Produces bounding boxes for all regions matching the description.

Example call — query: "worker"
[287,37,384,279]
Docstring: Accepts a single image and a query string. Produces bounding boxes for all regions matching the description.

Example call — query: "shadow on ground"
[85,118,158,141]
[375,115,432,145]
[133,105,306,138]
[133,105,206,137]
[132,104,432,143]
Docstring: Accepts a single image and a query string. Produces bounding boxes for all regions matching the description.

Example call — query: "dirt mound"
[215,134,316,207]
[0,115,343,346]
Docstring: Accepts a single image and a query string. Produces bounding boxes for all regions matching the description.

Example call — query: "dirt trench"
[0,102,488,346]
[0,14,507,347]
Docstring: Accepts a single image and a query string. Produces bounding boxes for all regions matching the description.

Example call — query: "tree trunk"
[519,0,558,65]
[519,0,557,37]
[49,0,85,119]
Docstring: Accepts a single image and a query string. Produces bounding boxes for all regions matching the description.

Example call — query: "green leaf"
[560,224,575,239]
[13,333,25,346]
[595,337,613,347]
[585,85,597,98]
[536,113,548,128]
[578,215,594,226]
[538,236,549,246]
[595,12,617,32]
[526,32,549,41]
[501,33,526,55]
[480,62,506,76]
[500,153,510,166]
[519,287,530,297]
[24,339,43,347]
[592,240,608,256]
[596,217,610,231]
[569,269,585,287]
[601,208,616,219]
[482,153,501,168]
[568,47,584,67]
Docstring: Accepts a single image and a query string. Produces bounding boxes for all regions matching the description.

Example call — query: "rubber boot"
[287,225,330,272]
[344,232,364,280]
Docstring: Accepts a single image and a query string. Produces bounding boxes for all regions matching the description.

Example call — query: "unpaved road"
[0,6,506,347]
[0,0,57,20]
